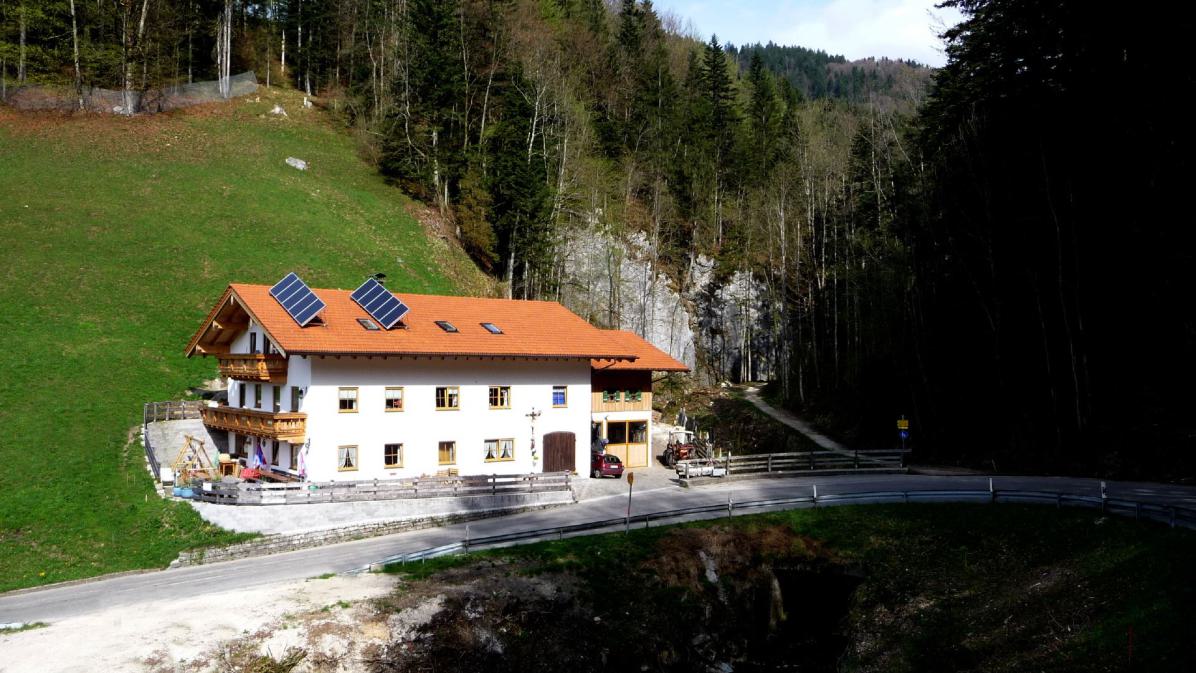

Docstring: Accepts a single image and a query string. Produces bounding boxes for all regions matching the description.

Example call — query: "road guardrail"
[362,481,1196,571]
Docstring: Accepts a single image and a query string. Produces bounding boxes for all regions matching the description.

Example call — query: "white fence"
[192,471,573,505]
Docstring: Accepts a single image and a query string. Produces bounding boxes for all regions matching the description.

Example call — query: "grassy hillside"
[0,89,487,592]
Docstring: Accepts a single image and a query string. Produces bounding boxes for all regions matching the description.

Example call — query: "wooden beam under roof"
[186,285,289,359]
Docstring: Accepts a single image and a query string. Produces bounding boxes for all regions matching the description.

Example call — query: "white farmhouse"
[185,275,687,482]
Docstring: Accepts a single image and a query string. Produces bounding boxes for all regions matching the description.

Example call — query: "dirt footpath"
[0,574,396,673]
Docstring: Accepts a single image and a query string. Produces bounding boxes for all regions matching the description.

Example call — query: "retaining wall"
[172,499,570,567]
[187,489,575,534]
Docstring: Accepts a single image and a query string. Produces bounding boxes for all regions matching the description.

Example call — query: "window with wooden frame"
[438,441,456,465]
[249,332,258,354]
[384,387,404,411]
[552,385,567,407]
[238,382,246,408]
[629,421,648,443]
[270,443,279,466]
[272,385,281,413]
[623,389,642,402]
[484,438,515,462]
[384,443,403,468]
[607,422,628,444]
[488,385,511,409]
[338,387,358,412]
[435,386,460,410]
[290,386,303,413]
[602,389,621,403]
[337,445,358,471]
[254,383,262,409]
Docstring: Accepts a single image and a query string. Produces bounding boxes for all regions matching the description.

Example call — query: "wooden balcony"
[201,405,306,442]
[217,354,288,382]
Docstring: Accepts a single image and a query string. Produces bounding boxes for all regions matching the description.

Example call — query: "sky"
[650,0,964,67]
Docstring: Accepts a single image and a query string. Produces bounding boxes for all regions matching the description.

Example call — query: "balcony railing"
[201,405,307,442]
[217,354,288,382]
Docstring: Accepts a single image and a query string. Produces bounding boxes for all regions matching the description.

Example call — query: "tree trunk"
[506,247,516,300]
[432,128,442,213]
[225,1,232,95]
[121,3,131,112]
[70,0,83,110]
[187,0,193,83]
[17,4,26,84]
[136,0,150,89]
[217,0,232,99]
[296,0,303,89]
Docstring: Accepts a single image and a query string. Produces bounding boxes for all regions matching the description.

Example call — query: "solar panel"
[350,277,410,329]
[269,272,326,327]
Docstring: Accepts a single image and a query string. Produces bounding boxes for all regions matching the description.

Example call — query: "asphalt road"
[4,473,1196,624]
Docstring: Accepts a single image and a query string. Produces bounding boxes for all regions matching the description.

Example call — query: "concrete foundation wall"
[171,501,568,567]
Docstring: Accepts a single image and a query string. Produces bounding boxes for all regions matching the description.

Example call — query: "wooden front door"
[543,431,576,473]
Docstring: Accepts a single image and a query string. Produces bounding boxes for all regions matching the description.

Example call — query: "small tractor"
[662,428,697,467]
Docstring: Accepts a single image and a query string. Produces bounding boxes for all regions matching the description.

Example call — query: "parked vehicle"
[591,451,625,479]
[662,429,697,467]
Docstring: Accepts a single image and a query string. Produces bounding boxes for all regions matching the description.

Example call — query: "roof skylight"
[481,322,503,334]
[435,320,459,333]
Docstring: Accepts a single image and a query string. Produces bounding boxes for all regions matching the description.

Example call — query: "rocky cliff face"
[558,228,775,383]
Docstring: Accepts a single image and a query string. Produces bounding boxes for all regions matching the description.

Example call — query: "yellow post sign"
[897,419,910,430]
[625,472,635,534]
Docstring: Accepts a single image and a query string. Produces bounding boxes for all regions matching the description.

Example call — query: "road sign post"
[625,472,635,534]
[897,417,911,453]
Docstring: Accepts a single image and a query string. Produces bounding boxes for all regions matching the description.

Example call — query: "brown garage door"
[543,431,576,473]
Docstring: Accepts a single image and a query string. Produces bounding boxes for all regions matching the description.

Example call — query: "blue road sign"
[899,429,910,440]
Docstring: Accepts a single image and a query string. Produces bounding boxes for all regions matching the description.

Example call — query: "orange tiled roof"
[189,283,643,361]
[591,330,689,372]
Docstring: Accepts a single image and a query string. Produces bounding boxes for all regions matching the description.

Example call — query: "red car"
[591,452,625,479]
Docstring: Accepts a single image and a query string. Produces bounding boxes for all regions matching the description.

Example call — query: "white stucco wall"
[296,357,593,482]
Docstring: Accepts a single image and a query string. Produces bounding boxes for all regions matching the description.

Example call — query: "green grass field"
[0,89,485,592]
